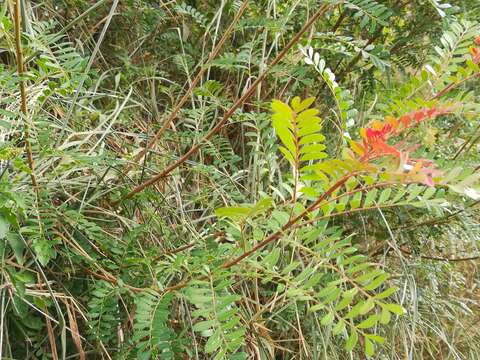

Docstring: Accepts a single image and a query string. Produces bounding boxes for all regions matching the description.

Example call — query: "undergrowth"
[0,0,479,359]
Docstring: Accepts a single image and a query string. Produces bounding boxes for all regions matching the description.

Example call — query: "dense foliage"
[1,0,480,359]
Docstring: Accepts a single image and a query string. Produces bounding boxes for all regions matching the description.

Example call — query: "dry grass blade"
[46,316,59,360]
[66,300,86,360]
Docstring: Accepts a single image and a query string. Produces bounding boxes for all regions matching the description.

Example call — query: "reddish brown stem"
[332,9,347,33]
[432,72,480,100]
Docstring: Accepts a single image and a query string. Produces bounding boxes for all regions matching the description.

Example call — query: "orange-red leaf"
[470,46,480,64]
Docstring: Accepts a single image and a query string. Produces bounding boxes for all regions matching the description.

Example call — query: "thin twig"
[399,248,480,262]
[432,72,480,100]
[394,199,480,231]
[452,126,480,160]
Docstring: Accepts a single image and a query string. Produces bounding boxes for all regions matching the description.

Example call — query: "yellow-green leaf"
[357,314,378,329]
[379,308,391,324]
[292,96,315,112]
[300,152,328,162]
[365,338,375,357]
[365,334,385,344]
[383,303,405,315]
[332,320,346,335]
[345,330,358,351]
[299,133,326,145]
[374,287,398,300]
[272,99,293,115]
[320,311,335,325]
[291,96,302,110]
[215,206,251,219]
[297,108,320,122]
[300,144,326,154]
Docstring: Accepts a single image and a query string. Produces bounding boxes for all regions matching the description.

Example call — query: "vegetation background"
[0,0,480,359]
